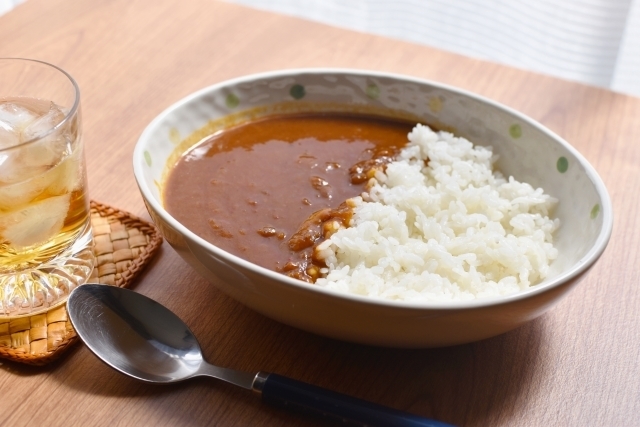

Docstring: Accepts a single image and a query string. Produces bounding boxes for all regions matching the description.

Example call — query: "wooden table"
[1,0,638,425]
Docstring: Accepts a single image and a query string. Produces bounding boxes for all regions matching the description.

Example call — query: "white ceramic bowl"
[134,69,612,347]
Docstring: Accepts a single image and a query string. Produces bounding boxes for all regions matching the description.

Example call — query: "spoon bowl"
[68,284,454,426]
[68,283,254,387]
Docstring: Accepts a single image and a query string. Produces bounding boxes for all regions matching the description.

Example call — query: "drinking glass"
[0,58,94,317]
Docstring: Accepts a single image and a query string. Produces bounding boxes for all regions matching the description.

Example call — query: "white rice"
[314,124,559,302]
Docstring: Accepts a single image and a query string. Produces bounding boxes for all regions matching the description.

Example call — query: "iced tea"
[0,59,93,317]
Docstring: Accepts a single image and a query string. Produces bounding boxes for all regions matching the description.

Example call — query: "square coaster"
[0,201,163,365]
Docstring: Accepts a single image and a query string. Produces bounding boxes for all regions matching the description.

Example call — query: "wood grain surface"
[1,0,639,426]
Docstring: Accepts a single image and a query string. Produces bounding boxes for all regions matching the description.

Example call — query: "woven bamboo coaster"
[0,201,163,366]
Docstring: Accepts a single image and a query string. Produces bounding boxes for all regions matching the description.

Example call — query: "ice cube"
[0,137,73,190]
[0,152,33,186]
[0,102,72,190]
[0,147,81,210]
[21,137,66,172]
[0,140,58,186]
[22,102,65,142]
[0,102,37,132]
[16,103,69,173]
[0,119,20,149]
[0,147,80,211]
[47,148,81,194]
[0,193,71,248]
[0,163,62,211]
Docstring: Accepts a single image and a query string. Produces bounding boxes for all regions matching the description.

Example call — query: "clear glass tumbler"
[0,58,94,317]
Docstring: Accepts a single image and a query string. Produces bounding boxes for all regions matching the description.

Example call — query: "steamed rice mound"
[314,124,559,302]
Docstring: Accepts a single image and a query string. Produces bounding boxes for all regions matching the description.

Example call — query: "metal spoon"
[67,284,454,427]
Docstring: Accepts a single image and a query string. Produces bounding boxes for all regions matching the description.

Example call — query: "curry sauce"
[164,113,412,281]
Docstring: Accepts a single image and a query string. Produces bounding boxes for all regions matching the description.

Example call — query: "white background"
[2,0,639,97]
[227,0,640,98]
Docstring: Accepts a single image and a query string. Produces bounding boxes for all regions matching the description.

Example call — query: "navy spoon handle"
[257,373,455,427]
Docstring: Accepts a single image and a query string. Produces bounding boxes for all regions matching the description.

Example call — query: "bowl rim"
[133,67,613,311]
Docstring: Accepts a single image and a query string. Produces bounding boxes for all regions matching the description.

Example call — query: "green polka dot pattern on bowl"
[144,150,152,167]
[366,84,380,99]
[557,156,569,173]
[428,96,443,113]
[290,84,306,100]
[225,93,240,109]
[509,124,522,139]
[591,204,600,219]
